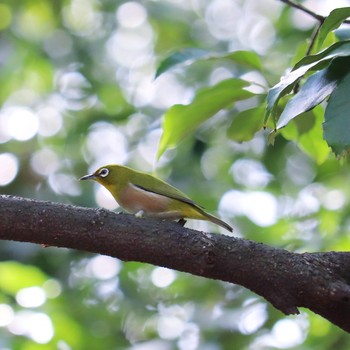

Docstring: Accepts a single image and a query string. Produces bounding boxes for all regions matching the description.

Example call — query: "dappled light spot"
[236,13,276,54]
[62,0,103,37]
[251,317,308,348]
[85,122,128,165]
[116,2,147,28]
[105,4,157,108]
[205,0,242,40]
[231,158,272,188]
[48,173,81,196]
[286,151,316,186]
[292,185,321,216]
[271,318,307,348]
[0,106,39,141]
[220,190,278,227]
[16,286,46,308]
[137,129,163,167]
[124,113,152,140]
[157,304,193,340]
[96,280,121,301]
[178,323,200,350]
[43,279,62,299]
[291,7,318,30]
[57,70,96,110]
[322,189,346,211]
[0,304,14,327]
[37,107,63,137]
[30,148,59,176]
[15,1,55,41]
[209,67,233,85]
[0,153,18,186]
[151,267,176,288]
[150,74,193,109]
[88,255,121,280]
[238,301,267,334]
[106,25,154,68]
[158,315,185,339]
[0,124,11,143]
[8,311,54,344]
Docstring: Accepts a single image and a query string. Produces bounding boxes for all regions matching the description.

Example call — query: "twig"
[279,0,324,21]
[279,0,350,24]
[306,21,324,55]
[293,21,324,93]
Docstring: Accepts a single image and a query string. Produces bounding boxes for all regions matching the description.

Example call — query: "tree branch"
[1,195,350,332]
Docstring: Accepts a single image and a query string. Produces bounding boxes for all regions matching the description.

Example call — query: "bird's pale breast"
[119,182,173,215]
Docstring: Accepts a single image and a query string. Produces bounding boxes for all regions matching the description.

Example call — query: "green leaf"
[293,40,350,70]
[281,107,329,164]
[279,114,299,141]
[155,48,261,77]
[156,48,209,78]
[227,106,265,142]
[0,261,48,295]
[276,57,350,129]
[157,78,254,158]
[298,108,330,164]
[265,40,350,123]
[224,50,262,70]
[316,7,350,51]
[323,71,350,155]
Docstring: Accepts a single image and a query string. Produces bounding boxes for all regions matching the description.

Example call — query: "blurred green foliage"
[1,0,350,349]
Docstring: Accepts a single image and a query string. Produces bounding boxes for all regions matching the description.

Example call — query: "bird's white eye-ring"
[99,168,109,177]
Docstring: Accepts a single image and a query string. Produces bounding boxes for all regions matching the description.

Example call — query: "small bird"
[80,164,232,232]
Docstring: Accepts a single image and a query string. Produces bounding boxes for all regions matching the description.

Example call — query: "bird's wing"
[131,174,203,209]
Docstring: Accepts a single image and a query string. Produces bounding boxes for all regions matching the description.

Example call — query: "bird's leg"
[135,210,145,218]
[177,218,187,227]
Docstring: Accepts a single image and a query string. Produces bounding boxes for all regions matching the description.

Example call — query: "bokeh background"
[1,0,350,348]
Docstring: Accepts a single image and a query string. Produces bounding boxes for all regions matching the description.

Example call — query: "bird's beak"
[79,173,96,181]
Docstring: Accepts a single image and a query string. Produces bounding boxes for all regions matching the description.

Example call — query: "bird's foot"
[177,218,187,227]
[135,210,145,218]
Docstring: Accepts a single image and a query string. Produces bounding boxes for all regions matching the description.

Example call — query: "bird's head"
[80,165,119,186]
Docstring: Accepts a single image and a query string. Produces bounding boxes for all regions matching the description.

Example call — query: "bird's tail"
[200,210,233,232]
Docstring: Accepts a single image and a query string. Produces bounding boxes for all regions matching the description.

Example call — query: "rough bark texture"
[1,195,350,332]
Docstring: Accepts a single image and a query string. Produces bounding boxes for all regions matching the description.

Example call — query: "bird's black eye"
[99,168,109,177]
